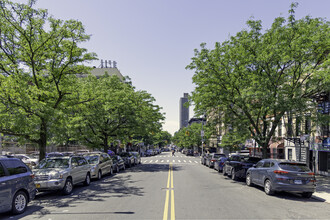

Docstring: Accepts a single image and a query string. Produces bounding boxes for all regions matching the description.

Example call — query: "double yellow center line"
[163,163,175,220]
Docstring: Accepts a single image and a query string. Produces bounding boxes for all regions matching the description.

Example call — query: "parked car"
[205,153,226,168]
[145,150,153,157]
[223,154,261,180]
[214,156,228,172]
[0,156,36,215]
[46,152,64,158]
[84,153,113,180]
[246,159,316,198]
[130,152,141,165]
[33,156,91,195]
[186,149,194,156]
[13,154,39,167]
[110,155,126,173]
[201,153,209,165]
[118,152,135,168]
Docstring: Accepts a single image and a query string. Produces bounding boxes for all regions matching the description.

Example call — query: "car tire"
[62,178,73,195]
[12,191,27,214]
[264,179,274,195]
[97,170,102,180]
[246,174,253,186]
[83,173,91,186]
[231,169,237,181]
[223,166,227,176]
[302,192,313,198]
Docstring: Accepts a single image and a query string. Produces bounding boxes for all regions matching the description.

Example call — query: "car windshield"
[244,157,261,163]
[279,163,311,172]
[85,155,100,165]
[36,158,69,169]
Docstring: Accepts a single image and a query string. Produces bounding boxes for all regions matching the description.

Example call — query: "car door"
[77,157,89,181]
[259,161,271,183]
[252,161,264,186]
[70,157,81,184]
[0,162,11,212]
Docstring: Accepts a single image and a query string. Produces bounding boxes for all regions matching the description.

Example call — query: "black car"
[223,154,261,180]
[205,153,226,168]
[110,155,126,172]
[0,156,36,214]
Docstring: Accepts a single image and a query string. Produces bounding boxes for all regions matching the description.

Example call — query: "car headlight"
[91,165,97,172]
[49,173,64,180]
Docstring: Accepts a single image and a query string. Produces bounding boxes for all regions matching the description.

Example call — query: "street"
[1,152,330,220]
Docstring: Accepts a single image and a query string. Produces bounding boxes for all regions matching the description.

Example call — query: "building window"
[288,149,292,160]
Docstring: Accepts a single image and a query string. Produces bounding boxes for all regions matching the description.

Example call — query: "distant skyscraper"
[180,93,189,129]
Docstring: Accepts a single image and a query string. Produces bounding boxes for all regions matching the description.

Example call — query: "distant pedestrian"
[172,150,175,156]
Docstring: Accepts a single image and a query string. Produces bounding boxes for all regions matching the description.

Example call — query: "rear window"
[213,154,225,159]
[279,163,311,172]
[2,160,28,175]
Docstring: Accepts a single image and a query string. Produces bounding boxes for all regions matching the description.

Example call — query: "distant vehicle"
[110,155,126,173]
[246,159,316,198]
[130,152,141,165]
[75,149,90,155]
[214,156,228,172]
[118,152,135,168]
[33,156,91,195]
[13,154,39,166]
[46,152,64,158]
[84,153,113,180]
[223,154,261,180]
[186,149,194,156]
[205,153,226,168]
[0,157,36,214]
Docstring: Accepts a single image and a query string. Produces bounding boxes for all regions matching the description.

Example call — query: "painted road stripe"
[189,160,192,163]
[184,160,186,163]
[163,163,175,220]
[155,160,159,163]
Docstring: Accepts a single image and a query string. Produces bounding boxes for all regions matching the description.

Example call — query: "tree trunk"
[262,143,268,159]
[39,120,47,161]
[103,135,109,153]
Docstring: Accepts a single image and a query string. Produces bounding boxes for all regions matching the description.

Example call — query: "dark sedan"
[223,154,261,180]
[246,159,316,198]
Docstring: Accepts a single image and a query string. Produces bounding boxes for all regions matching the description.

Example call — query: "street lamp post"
[201,114,206,155]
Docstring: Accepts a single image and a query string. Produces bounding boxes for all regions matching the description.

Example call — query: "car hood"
[33,168,68,175]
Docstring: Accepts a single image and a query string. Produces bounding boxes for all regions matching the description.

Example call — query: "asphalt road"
[1,152,330,220]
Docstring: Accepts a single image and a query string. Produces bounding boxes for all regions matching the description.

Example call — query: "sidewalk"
[312,175,330,203]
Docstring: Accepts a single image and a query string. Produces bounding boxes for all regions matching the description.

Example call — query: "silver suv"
[0,156,36,215]
[84,152,113,180]
[33,156,91,195]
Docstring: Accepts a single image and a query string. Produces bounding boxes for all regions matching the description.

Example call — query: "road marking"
[178,160,181,163]
[189,160,192,163]
[143,160,147,163]
[161,160,164,163]
[149,160,153,163]
[163,163,175,220]
[155,160,159,163]
[184,160,186,163]
[167,160,169,162]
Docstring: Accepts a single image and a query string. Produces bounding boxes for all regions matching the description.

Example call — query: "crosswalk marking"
[155,160,158,163]
[184,160,186,163]
[149,160,153,163]
[178,160,181,163]
[189,160,192,163]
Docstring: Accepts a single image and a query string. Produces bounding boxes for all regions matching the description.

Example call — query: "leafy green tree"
[70,74,164,152]
[0,0,96,160]
[187,3,330,158]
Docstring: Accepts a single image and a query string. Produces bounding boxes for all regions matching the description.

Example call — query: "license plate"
[294,180,302,184]
[35,184,41,188]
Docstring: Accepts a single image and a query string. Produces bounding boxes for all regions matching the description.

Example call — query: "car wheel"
[84,173,91,186]
[97,170,102,180]
[231,169,237,181]
[302,192,313,198]
[246,174,253,186]
[223,166,227,176]
[12,191,27,214]
[264,179,274,195]
[62,178,73,195]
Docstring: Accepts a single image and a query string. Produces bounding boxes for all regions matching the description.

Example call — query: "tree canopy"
[187,3,330,158]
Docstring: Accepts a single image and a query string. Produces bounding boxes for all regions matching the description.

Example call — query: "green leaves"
[187,4,330,157]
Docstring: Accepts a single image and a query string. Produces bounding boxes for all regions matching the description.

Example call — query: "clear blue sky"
[14,0,330,135]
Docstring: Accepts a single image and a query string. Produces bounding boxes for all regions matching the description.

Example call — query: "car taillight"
[30,174,35,179]
[273,170,289,175]
[211,159,216,162]
[308,172,315,176]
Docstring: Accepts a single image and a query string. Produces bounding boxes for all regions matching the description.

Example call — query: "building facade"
[179,93,189,129]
